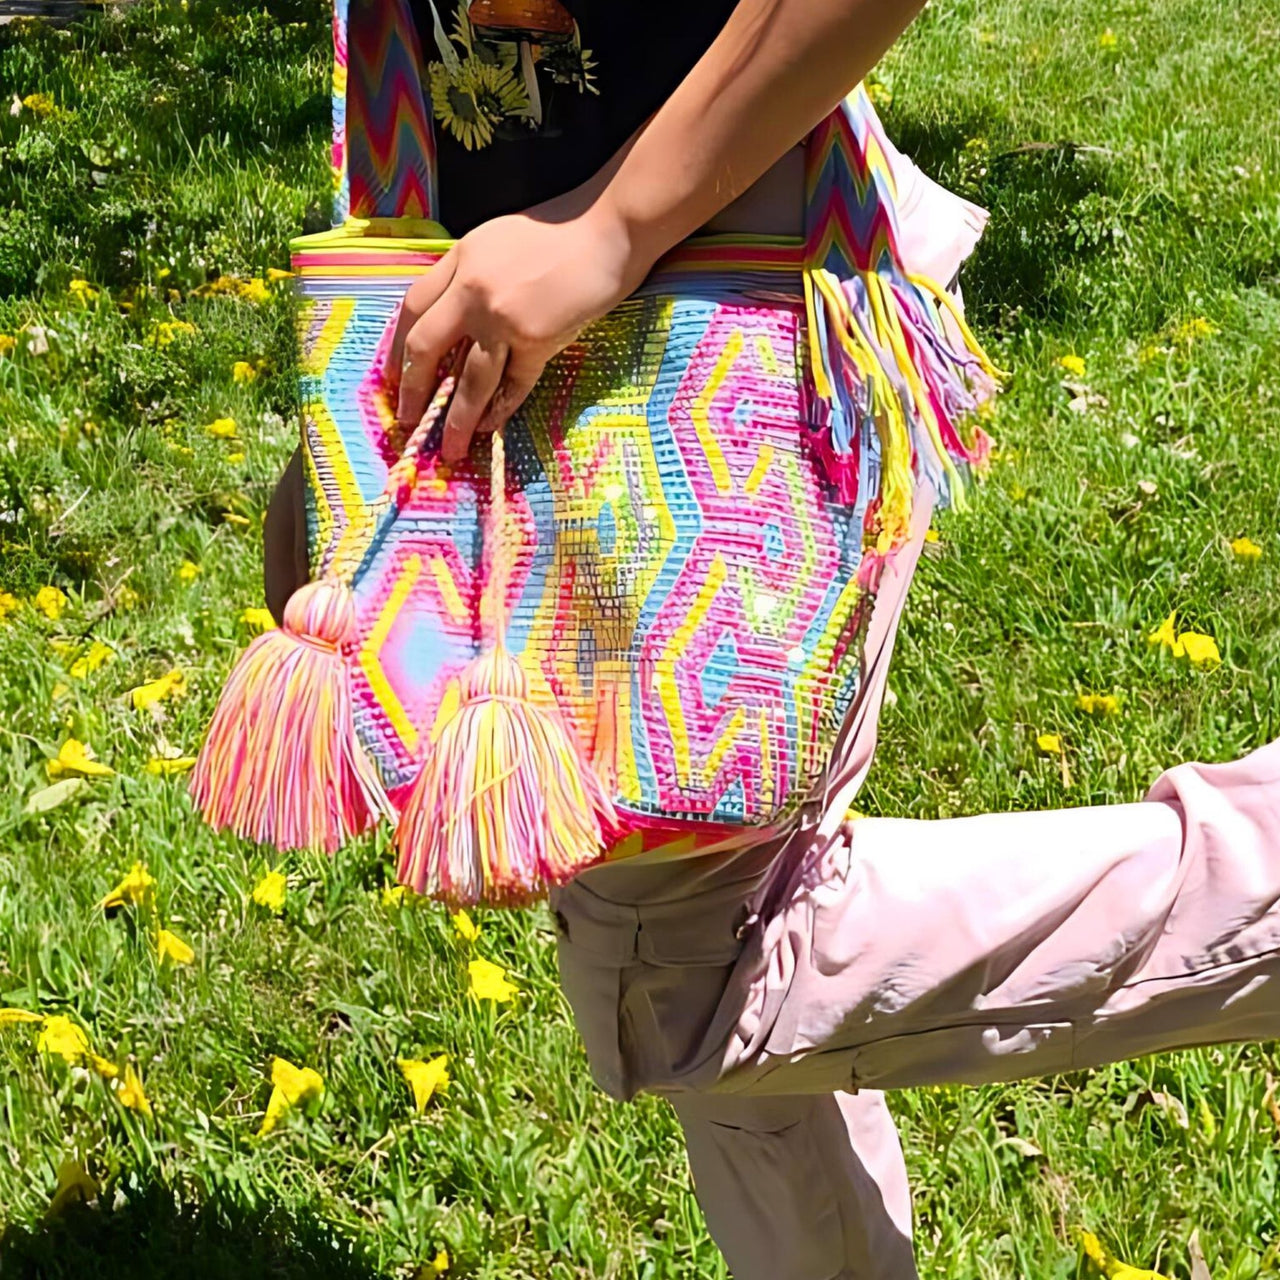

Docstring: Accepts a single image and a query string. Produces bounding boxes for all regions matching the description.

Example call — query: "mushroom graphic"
[467,0,576,128]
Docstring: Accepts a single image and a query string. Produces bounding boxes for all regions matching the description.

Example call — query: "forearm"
[594,0,927,282]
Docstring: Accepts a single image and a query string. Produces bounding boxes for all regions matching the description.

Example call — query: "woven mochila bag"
[190,0,999,906]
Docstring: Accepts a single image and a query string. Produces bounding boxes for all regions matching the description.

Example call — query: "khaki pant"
[552,489,1280,1279]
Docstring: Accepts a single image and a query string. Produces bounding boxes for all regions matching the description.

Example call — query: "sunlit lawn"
[0,0,1278,1276]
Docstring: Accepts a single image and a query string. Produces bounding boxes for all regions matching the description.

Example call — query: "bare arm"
[392,0,927,463]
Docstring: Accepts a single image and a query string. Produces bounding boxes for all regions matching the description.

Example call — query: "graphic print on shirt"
[421,0,598,149]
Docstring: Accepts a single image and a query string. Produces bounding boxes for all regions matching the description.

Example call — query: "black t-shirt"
[411,1,738,234]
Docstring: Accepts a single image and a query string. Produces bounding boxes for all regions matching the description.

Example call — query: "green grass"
[0,0,1278,1276]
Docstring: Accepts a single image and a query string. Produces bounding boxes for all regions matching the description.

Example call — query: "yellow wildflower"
[223,511,251,527]
[155,928,194,966]
[381,884,408,908]
[47,1160,99,1218]
[177,559,201,582]
[428,1247,450,1274]
[0,334,15,357]
[146,755,197,775]
[116,584,141,611]
[1036,733,1062,755]
[252,869,287,913]
[33,586,68,619]
[205,417,237,439]
[467,957,518,1004]
[50,681,70,701]
[266,267,293,281]
[240,606,276,633]
[47,738,114,780]
[1098,28,1117,49]
[398,1054,450,1112]
[231,360,258,384]
[68,279,99,304]
[68,640,114,679]
[1079,1229,1171,1279]
[116,1064,152,1116]
[1170,316,1217,345]
[866,79,893,108]
[149,319,197,346]
[37,1015,89,1064]
[1147,610,1179,651]
[258,1056,324,1136]
[129,668,186,710]
[0,1007,43,1026]
[1075,693,1120,717]
[1178,632,1221,669]
[1231,536,1263,562]
[451,910,479,942]
[21,92,56,118]
[923,528,940,544]
[99,861,155,910]
[226,451,246,465]
[1058,354,1087,378]
[0,590,19,621]
[88,1051,119,1079]
[240,278,270,305]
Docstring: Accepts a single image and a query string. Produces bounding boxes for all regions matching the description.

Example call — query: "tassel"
[395,425,615,906]
[190,376,458,853]
[189,579,387,852]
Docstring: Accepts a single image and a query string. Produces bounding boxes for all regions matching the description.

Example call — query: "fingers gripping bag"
[190,0,999,906]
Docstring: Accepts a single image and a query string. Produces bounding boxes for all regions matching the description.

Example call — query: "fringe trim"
[803,260,1003,557]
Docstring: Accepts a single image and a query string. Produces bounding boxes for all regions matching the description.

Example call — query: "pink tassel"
[189,579,388,852]
[394,427,615,906]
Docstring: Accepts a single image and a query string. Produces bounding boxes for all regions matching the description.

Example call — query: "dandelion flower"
[1057,354,1086,378]
[116,1064,152,1116]
[467,957,518,1004]
[1178,631,1220,669]
[68,640,114,679]
[429,1247,450,1274]
[0,334,16,357]
[129,669,186,710]
[451,910,479,943]
[155,929,194,966]
[226,451,246,465]
[252,869,287,914]
[1098,28,1117,48]
[33,586,68,619]
[47,1160,99,1218]
[99,862,155,910]
[68,279,99,304]
[0,591,20,622]
[240,607,276,633]
[177,560,201,582]
[37,1015,90,1064]
[1231,536,1263,562]
[1078,1229,1171,1279]
[1075,693,1120,717]
[48,738,114,780]
[0,1007,42,1026]
[146,755,197,775]
[1036,733,1062,755]
[231,360,257,384]
[258,1056,324,1136]
[1147,610,1179,651]
[204,417,237,439]
[239,278,270,305]
[21,92,57,118]
[381,884,407,909]
[398,1054,449,1112]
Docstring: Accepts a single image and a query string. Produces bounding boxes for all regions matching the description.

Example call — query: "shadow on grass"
[0,1182,389,1280]
[887,108,1121,334]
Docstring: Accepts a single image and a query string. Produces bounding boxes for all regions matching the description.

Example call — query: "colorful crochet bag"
[191,0,997,905]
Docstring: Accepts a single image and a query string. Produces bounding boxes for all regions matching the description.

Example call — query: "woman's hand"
[389,199,640,464]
